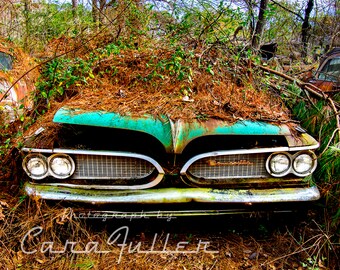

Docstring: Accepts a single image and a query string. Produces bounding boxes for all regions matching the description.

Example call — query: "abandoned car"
[308,47,340,93]
[0,44,35,123]
[21,106,320,214]
[19,43,323,215]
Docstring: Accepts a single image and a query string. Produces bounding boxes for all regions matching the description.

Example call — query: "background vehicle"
[308,47,340,94]
[0,42,35,123]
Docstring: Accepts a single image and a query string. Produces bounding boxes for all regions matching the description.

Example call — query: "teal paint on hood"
[53,107,174,151]
[53,107,291,153]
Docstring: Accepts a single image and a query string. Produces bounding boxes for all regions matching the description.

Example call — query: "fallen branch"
[259,65,340,149]
[258,65,339,109]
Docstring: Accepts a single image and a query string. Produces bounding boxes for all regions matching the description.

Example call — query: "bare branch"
[270,0,304,21]
[258,65,339,109]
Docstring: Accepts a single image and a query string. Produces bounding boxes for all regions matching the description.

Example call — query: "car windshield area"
[317,56,340,82]
[0,52,13,71]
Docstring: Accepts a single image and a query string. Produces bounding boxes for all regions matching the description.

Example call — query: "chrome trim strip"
[25,183,320,203]
[288,142,319,151]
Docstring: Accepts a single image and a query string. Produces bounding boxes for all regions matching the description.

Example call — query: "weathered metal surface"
[310,48,340,92]
[172,119,291,153]
[25,183,320,204]
[285,133,319,149]
[53,107,304,153]
[53,107,174,151]
[181,175,305,188]
[0,50,34,123]
[310,80,336,92]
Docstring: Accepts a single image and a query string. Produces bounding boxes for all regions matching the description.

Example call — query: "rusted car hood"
[53,107,318,153]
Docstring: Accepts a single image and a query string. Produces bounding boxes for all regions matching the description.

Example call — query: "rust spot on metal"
[311,80,335,92]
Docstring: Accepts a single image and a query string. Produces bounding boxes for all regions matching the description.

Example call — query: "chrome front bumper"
[25,183,320,204]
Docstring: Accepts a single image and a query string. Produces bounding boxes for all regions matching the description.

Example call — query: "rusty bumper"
[25,183,320,204]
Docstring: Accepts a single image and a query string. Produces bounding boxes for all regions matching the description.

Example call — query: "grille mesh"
[188,153,269,179]
[72,155,155,180]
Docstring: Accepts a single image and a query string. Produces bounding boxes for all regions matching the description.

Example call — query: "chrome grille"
[187,153,269,179]
[72,155,155,180]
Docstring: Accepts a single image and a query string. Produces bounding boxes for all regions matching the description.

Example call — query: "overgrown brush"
[0,1,338,268]
[280,85,340,267]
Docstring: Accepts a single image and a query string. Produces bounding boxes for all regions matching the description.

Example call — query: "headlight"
[266,153,291,177]
[23,154,48,180]
[48,154,75,179]
[293,152,317,177]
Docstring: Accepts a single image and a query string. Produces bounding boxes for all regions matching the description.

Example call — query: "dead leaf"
[0,201,9,207]
[36,258,46,264]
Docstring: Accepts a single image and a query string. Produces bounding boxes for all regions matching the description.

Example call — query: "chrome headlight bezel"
[266,151,317,178]
[22,154,48,180]
[266,152,291,177]
[48,154,75,179]
[292,151,317,177]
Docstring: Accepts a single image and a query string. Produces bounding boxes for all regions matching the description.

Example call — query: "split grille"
[71,153,270,181]
[187,153,270,179]
[23,146,307,190]
[71,154,156,180]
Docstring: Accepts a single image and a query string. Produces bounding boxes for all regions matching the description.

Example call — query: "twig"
[301,87,320,112]
[208,259,218,270]
[291,66,315,76]
[270,0,304,21]
[319,128,340,156]
[206,87,221,105]
[327,98,340,146]
[258,118,300,124]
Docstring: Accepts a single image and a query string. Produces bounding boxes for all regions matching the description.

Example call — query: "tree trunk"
[301,0,314,59]
[23,0,30,51]
[99,0,106,27]
[72,0,78,20]
[329,0,339,48]
[245,0,256,41]
[251,0,268,50]
[92,0,99,27]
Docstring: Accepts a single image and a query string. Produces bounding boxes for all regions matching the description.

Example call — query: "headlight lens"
[293,153,316,176]
[267,153,291,176]
[48,154,75,179]
[23,154,48,180]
